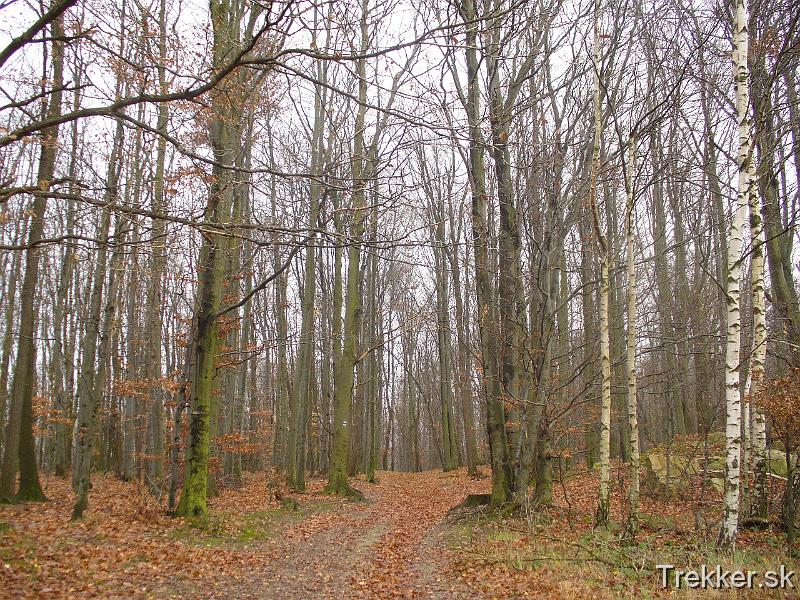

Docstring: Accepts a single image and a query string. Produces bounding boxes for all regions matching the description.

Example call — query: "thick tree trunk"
[461,0,512,507]
[176,0,241,518]
[0,4,66,503]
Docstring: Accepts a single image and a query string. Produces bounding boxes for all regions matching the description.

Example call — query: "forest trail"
[222,469,488,599]
[0,469,489,599]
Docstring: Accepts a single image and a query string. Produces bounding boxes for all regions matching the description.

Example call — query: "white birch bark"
[598,253,612,525]
[719,0,752,548]
[625,134,639,537]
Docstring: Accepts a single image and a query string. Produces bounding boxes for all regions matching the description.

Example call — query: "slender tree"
[589,0,612,527]
[326,0,370,499]
[719,0,753,549]
[624,133,639,539]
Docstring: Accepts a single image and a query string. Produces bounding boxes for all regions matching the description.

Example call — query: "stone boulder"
[642,451,724,492]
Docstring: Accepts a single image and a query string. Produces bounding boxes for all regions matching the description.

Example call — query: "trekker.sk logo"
[656,564,795,590]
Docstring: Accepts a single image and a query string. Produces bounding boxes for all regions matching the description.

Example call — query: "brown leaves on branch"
[751,368,800,447]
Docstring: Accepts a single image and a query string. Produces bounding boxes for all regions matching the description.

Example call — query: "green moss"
[488,530,520,543]
[171,499,337,547]
[0,529,37,574]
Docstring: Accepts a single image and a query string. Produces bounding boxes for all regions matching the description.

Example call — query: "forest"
[0,0,799,596]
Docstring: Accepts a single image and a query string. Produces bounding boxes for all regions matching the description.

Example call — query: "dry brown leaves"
[0,465,793,599]
[0,473,292,599]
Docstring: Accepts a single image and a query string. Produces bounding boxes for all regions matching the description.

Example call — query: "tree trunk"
[0,3,66,503]
[143,0,170,495]
[590,0,611,526]
[176,0,242,518]
[461,0,512,507]
[624,134,640,539]
[748,156,768,519]
[719,0,751,549]
[72,114,125,518]
[325,0,369,499]
[0,219,25,462]
[448,239,479,476]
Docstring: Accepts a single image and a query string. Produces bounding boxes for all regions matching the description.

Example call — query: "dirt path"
[349,470,484,599]
[219,469,487,599]
[0,469,487,599]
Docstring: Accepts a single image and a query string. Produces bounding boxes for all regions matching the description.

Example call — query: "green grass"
[488,530,521,543]
[171,498,336,547]
[0,528,37,575]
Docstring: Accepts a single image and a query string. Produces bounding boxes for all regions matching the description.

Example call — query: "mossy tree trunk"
[325,0,369,498]
[176,0,242,519]
[460,0,513,507]
[0,2,66,503]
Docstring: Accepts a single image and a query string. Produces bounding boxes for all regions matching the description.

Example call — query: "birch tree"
[589,0,612,527]
[719,0,753,549]
[624,133,639,539]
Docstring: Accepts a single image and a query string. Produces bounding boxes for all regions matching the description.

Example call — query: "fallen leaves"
[1,465,795,599]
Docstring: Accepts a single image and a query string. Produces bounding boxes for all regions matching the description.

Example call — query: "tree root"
[323,482,365,501]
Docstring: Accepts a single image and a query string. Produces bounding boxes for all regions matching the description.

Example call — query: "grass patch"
[172,498,336,547]
[121,553,151,569]
[488,530,521,543]
[448,507,800,598]
[0,529,38,574]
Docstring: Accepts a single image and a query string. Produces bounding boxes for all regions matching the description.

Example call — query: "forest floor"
[1,465,799,599]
